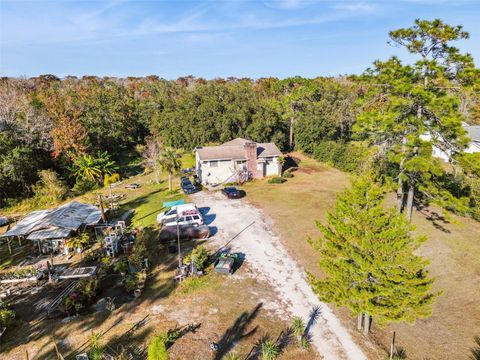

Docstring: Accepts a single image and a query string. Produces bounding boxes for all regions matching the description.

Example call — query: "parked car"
[163,210,204,227]
[157,203,198,224]
[221,187,241,199]
[181,180,197,194]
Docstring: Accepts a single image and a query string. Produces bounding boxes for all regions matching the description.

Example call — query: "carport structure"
[0,201,102,255]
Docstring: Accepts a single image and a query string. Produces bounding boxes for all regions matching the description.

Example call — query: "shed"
[0,201,103,255]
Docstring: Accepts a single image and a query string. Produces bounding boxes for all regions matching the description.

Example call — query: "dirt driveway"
[192,191,366,360]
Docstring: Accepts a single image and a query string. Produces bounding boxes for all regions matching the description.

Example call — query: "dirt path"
[192,191,367,360]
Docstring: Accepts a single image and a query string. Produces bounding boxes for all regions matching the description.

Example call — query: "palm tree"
[71,151,117,182]
[72,154,102,182]
[158,147,182,192]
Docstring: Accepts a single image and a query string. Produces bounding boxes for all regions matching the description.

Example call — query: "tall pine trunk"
[397,134,408,213]
[289,117,294,150]
[406,179,415,222]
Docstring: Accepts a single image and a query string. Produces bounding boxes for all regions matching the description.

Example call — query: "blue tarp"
[162,199,185,208]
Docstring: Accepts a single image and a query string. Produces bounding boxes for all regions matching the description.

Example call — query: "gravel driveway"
[191,191,367,360]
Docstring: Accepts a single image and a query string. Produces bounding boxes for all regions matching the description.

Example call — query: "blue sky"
[1,0,479,79]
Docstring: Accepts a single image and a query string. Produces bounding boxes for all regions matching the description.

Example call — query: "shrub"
[124,273,139,293]
[59,276,99,314]
[113,256,129,274]
[189,245,209,271]
[282,171,294,178]
[72,177,99,195]
[0,305,16,328]
[260,338,279,360]
[89,332,104,360]
[104,173,121,187]
[148,335,169,360]
[268,176,286,184]
[313,141,369,173]
[31,170,68,206]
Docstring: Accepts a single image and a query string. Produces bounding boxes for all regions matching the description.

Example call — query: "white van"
[163,210,204,227]
[156,203,199,224]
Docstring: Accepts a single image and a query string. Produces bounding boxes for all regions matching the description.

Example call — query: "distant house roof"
[196,138,282,161]
[465,125,480,143]
[1,201,102,239]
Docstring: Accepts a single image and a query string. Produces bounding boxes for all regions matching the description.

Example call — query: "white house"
[195,138,283,185]
[423,123,480,161]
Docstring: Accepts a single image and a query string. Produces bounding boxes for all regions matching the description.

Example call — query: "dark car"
[181,180,197,194]
[221,187,241,199]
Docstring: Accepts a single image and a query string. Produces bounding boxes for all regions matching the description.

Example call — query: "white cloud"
[267,0,314,9]
[331,2,376,12]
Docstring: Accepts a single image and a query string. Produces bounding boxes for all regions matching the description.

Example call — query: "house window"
[210,161,219,167]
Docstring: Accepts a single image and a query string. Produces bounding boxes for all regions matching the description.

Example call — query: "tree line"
[0,19,479,220]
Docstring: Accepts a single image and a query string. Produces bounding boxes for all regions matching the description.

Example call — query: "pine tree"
[355,19,477,221]
[308,176,438,334]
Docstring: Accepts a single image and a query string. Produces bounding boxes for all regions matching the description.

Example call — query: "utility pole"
[176,214,182,268]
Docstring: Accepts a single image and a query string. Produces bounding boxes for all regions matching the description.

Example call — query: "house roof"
[196,138,282,161]
[222,138,250,146]
[196,145,247,161]
[256,143,283,157]
[465,125,480,143]
[1,201,102,239]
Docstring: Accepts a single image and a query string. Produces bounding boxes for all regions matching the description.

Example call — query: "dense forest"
[1,20,479,221]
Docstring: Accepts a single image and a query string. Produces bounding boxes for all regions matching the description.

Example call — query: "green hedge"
[313,141,369,173]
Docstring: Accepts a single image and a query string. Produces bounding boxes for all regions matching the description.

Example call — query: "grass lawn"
[0,153,315,360]
[240,152,480,360]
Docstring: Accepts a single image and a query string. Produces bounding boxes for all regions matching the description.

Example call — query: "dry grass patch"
[241,152,480,360]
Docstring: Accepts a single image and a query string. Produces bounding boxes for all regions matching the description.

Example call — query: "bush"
[282,171,294,178]
[0,305,16,328]
[148,335,169,360]
[313,140,369,173]
[188,245,209,271]
[124,273,139,293]
[72,177,99,195]
[268,176,286,184]
[113,256,129,274]
[31,170,68,206]
[59,276,99,314]
[104,173,121,187]
[261,338,279,360]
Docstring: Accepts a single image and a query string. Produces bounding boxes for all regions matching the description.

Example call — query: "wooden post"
[7,237,12,255]
[25,350,29,360]
[98,194,106,222]
[357,313,363,331]
[363,314,370,336]
[109,184,113,210]
[390,331,396,359]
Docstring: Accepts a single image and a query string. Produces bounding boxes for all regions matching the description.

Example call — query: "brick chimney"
[244,141,262,179]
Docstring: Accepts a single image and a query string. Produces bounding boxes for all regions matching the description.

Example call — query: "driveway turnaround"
[192,191,367,360]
